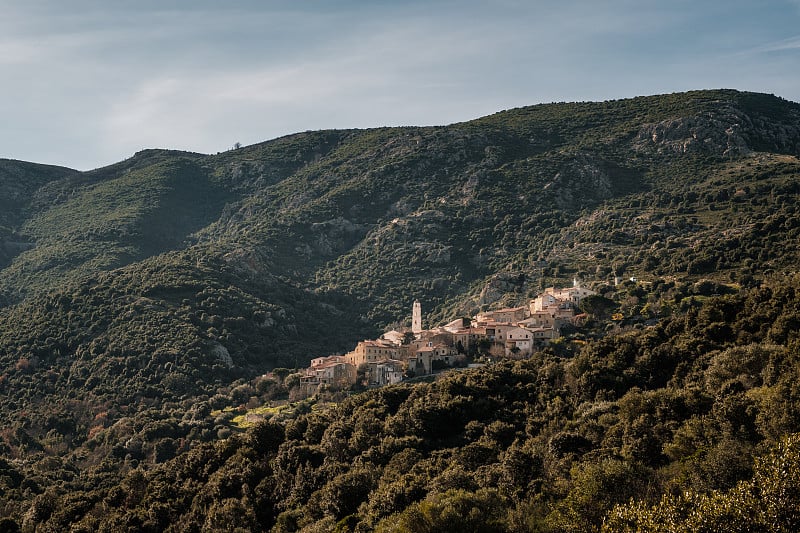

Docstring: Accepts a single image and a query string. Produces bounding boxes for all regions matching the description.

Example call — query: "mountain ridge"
[1,88,800,529]
[2,89,800,347]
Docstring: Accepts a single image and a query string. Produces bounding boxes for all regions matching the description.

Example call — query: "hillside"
[10,277,800,531]
[1,89,800,530]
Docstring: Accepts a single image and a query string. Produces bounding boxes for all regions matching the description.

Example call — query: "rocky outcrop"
[222,247,276,281]
[634,104,800,157]
[545,154,614,210]
[309,217,367,256]
[634,108,754,157]
[476,272,526,307]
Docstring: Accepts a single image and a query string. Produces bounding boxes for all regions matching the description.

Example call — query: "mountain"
[1,89,800,530]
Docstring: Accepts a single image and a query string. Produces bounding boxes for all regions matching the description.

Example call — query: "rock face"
[222,247,275,279]
[545,154,615,210]
[309,217,367,256]
[634,109,754,157]
[477,272,525,307]
[634,103,800,157]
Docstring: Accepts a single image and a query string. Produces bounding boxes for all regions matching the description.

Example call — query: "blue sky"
[1,0,799,170]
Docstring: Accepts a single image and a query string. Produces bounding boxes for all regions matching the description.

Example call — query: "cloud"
[3,0,800,169]
[0,40,41,65]
[752,35,800,53]
[97,13,515,157]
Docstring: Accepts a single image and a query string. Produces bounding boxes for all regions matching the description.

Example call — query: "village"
[298,280,597,396]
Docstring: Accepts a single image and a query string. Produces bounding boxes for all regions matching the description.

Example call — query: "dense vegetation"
[0,89,799,530]
[10,277,800,531]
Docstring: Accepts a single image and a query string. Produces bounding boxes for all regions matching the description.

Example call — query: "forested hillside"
[13,277,800,531]
[1,89,800,530]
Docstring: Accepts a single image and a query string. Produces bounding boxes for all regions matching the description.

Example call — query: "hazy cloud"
[1,1,799,169]
[752,35,800,53]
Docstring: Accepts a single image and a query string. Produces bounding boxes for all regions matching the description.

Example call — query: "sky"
[1,0,799,171]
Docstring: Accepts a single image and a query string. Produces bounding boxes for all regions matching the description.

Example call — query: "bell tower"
[412,300,422,334]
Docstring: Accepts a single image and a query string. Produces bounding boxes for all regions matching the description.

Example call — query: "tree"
[374,489,509,533]
[579,294,617,319]
[476,338,493,356]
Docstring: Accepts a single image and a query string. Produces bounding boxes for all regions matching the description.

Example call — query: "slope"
[0,89,799,529]
[21,275,800,531]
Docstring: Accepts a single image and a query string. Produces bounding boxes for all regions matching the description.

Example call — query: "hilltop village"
[299,281,596,395]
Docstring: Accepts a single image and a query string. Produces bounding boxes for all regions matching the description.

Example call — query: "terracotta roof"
[315,361,352,370]
[362,340,397,348]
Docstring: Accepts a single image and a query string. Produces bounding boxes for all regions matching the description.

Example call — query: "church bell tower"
[412,300,422,334]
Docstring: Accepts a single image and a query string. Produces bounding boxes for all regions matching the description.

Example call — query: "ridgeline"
[1,89,800,531]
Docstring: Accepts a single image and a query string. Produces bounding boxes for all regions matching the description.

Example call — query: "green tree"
[374,489,509,533]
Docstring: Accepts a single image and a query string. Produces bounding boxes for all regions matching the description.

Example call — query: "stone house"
[381,330,407,346]
[530,327,559,346]
[414,329,455,348]
[299,355,357,395]
[479,321,520,343]
[531,292,561,312]
[505,327,534,356]
[519,310,560,329]
[476,306,529,323]
[373,359,405,386]
[452,327,487,352]
[409,342,455,374]
[406,349,432,375]
[443,317,471,333]
[345,340,403,367]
